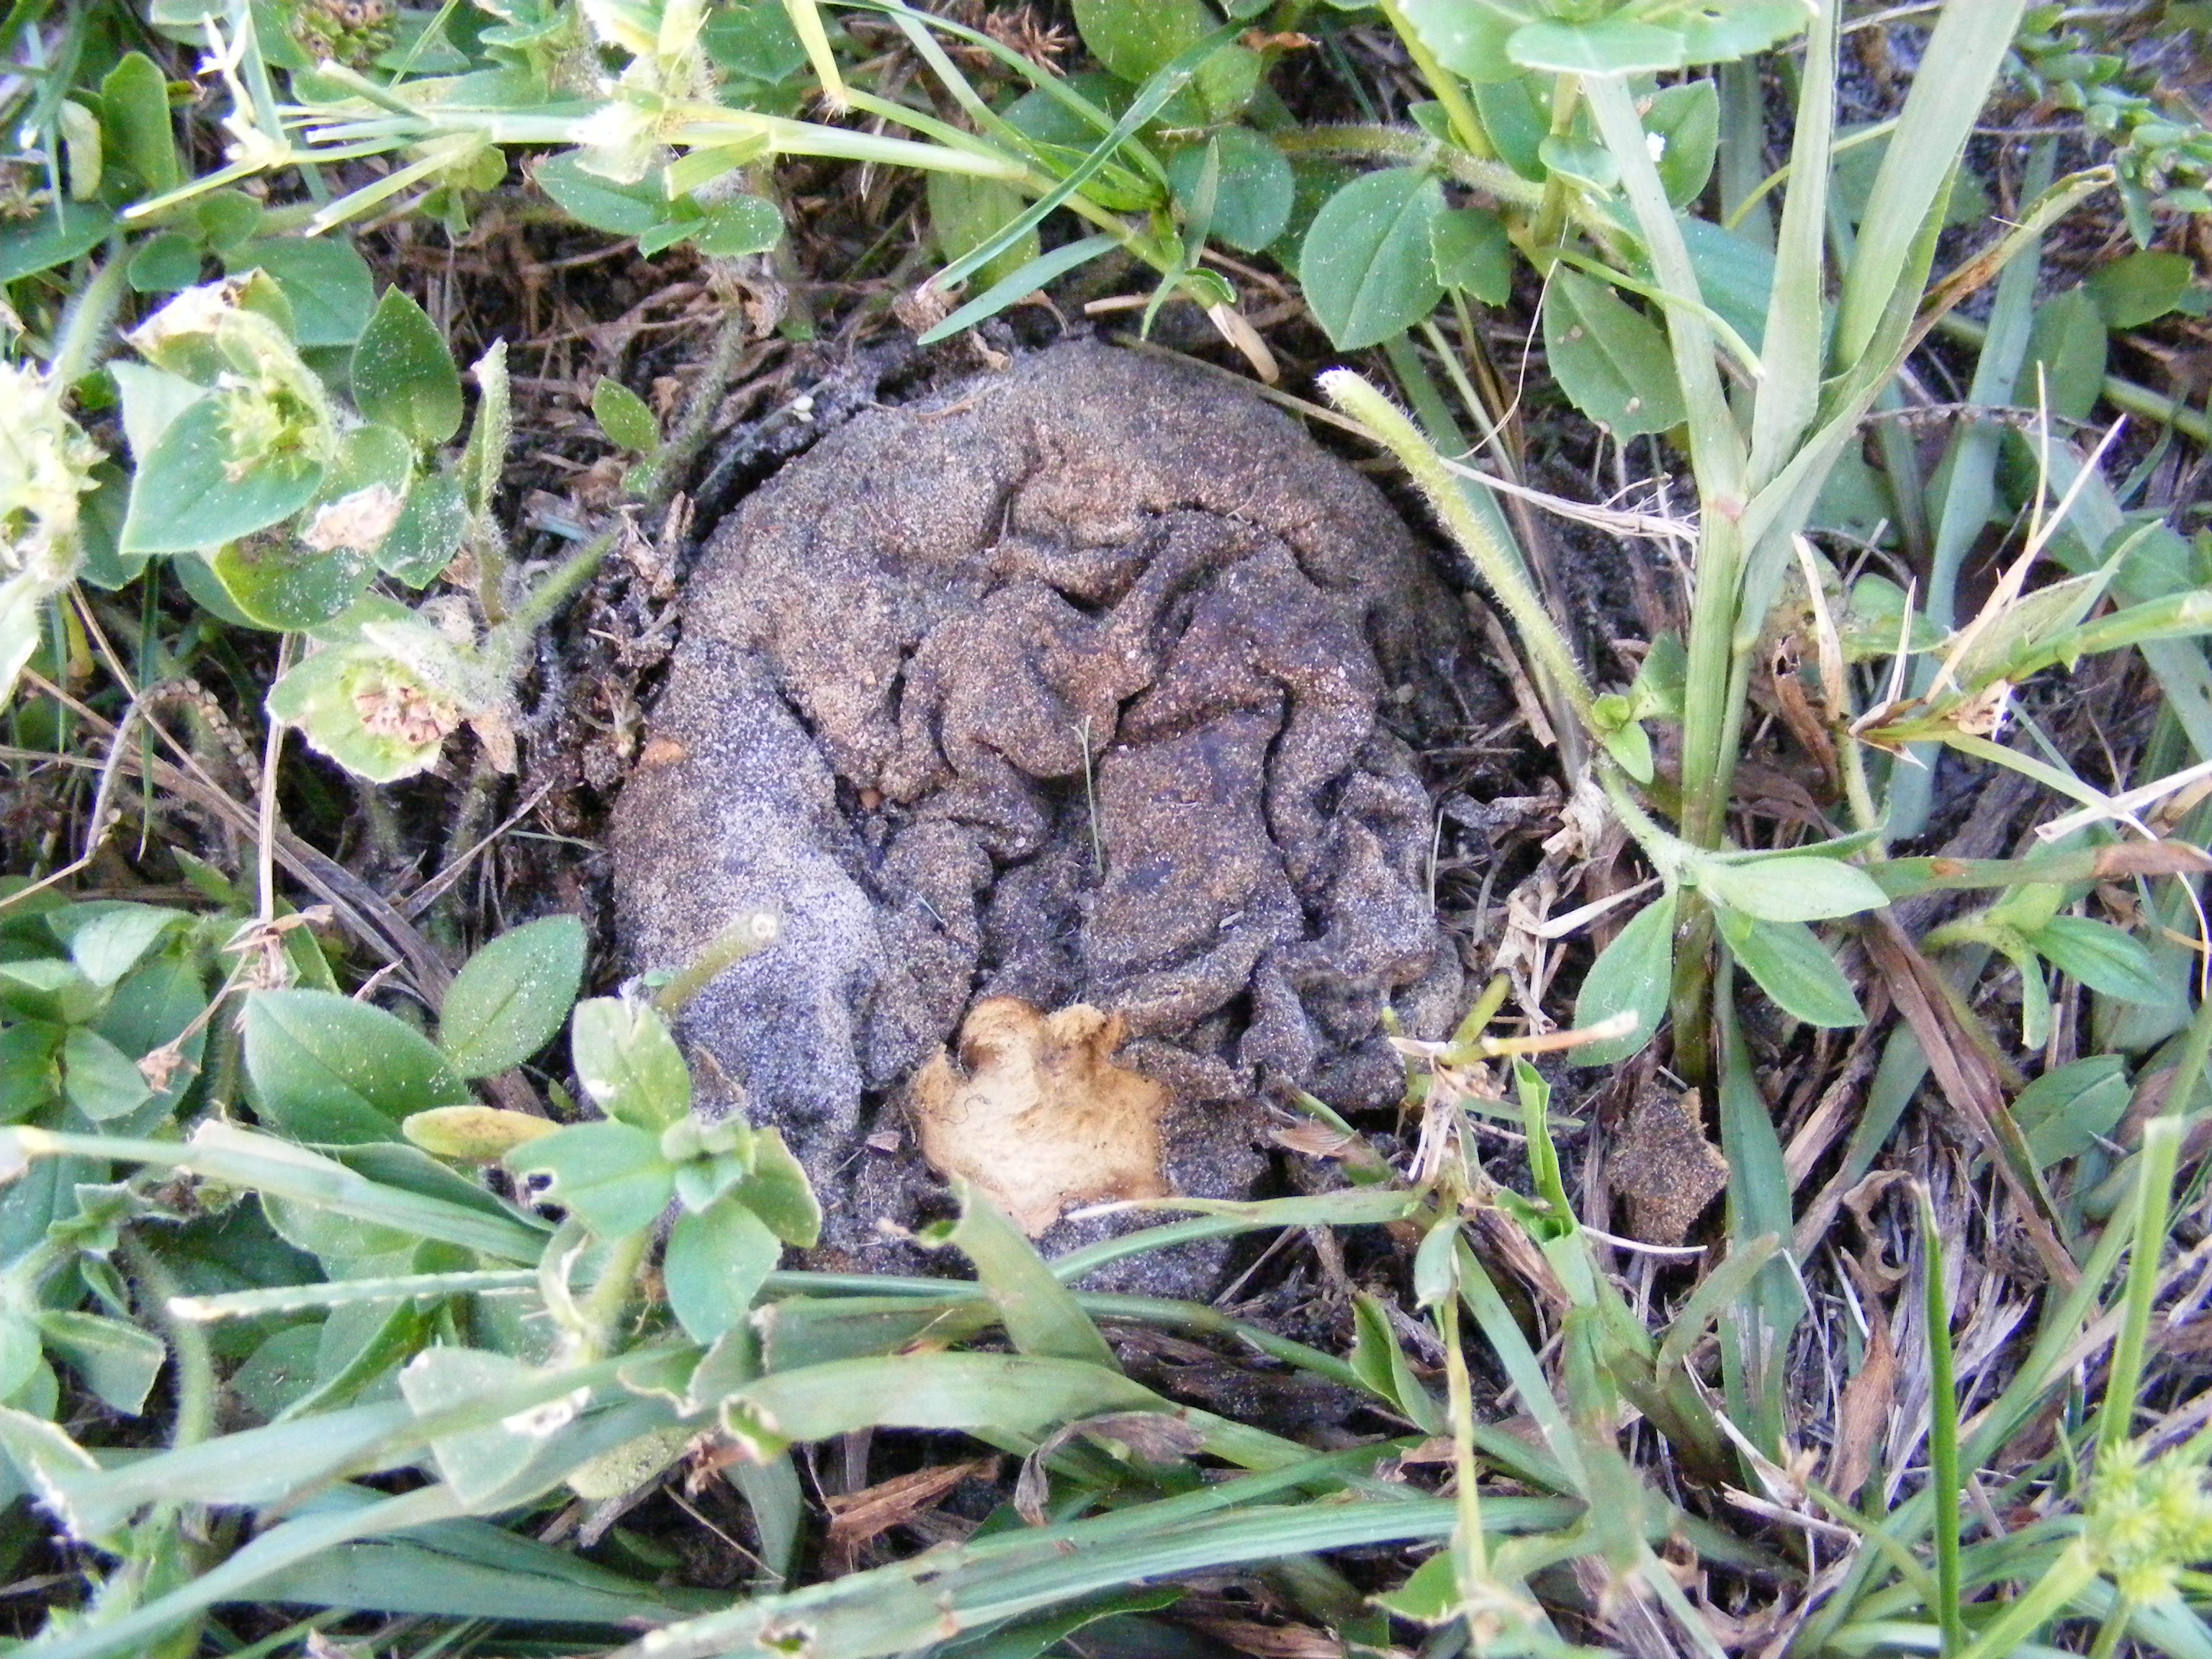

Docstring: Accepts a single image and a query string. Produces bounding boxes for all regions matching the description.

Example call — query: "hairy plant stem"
[1321,372,1598,736]
[46,239,130,386]
[579,1226,652,1359]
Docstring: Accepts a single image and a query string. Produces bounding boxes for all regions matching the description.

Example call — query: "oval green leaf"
[243,987,473,1144]
[1721,914,1864,1029]
[1542,270,1686,439]
[439,915,588,1078]
[665,1195,781,1343]
[1300,167,1446,351]
[352,289,463,446]
[1570,889,1676,1067]
[119,397,325,554]
[1696,854,1888,922]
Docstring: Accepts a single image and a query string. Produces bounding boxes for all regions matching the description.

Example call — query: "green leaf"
[938,1184,1116,1367]
[2087,249,2193,328]
[352,289,463,446]
[665,1195,781,1342]
[715,1352,1165,1447]
[2012,1055,2130,1169]
[99,53,180,197]
[35,1311,166,1416]
[0,201,114,282]
[1719,912,1864,1028]
[591,378,660,454]
[569,996,691,1130]
[1670,0,1807,63]
[1471,73,1549,176]
[194,189,264,252]
[1168,130,1293,253]
[1349,1292,1445,1432]
[1571,891,1675,1066]
[119,397,325,554]
[508,1120,675,1238]
[1647,80,1719,209]
[210,541,375,631]
[1396,0,1517,82]
[1696,854,1889,922]
[919,233,1119,344]
[227,239,377,347]
[2025,915,2166,1003]
[1072,0,1214,84]
[729,1126,821,1247]
[1300,167,1446,351]
[534,153,665,236]
[1431,205,1511,305]
[2023,285,2107,424]
[1542,270,1685,438]
[126,233,202,294]
[1510,17,1686,73]
[242,989,473,1144]
[688,194,784,256]
[54,903,186,986]
[59,1028,153,1121]
[379,470,467,585]
[439,916,586,1078]
[928,173,1041,290]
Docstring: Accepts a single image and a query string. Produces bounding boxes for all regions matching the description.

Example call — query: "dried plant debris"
[613,340,1483,1254]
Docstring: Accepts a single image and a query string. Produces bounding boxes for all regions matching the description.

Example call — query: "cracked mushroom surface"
[612,340,1483,1261]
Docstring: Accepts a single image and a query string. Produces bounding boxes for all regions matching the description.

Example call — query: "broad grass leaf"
[34,1310,166,1415]
[919,233,1118,344]
[508,1120,674,1237]
[119,397,325,554]
[719,1352,1164,1443]
[1349,1292,1445,1431]
[2026,915,2167,1003]
[1542,270,1685,438]
[1721,913,1864,1028]
[2023,287,2108,423]
[534,153,663,235]
[1696,855,1888,922]
[242,988,472,1143]
[1300,168,1445,349]
[439,916,585,1078]
[1431,205,1511,304]
[591,378,660,454]
[940,1184,1115,1367]
[1570,890,1675,1066]
[352,289,463,446]
[1169,129,1293,253]
[2013,1055,2130,1169]
[569,996,690,1129]
[227,238,375,346]
[2087,249,2193,328]
[665,1195,781,1342]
